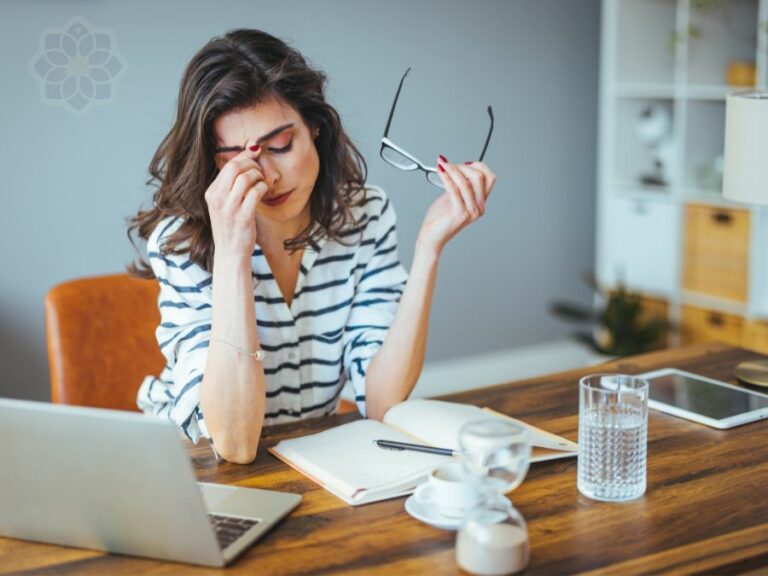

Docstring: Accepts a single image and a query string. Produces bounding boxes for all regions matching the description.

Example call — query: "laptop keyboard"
[208,514,261,549]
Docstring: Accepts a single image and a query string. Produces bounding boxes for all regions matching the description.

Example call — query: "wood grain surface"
[3,342,768,575]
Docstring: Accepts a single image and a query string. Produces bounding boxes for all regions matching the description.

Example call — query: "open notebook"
[270,399,578,506]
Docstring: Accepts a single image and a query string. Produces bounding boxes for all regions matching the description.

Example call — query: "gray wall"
[0,0,599,401]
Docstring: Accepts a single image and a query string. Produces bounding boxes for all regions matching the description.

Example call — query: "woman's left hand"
[416,156,497,255]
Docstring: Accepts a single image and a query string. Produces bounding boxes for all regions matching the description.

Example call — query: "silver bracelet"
[209,337,265,361]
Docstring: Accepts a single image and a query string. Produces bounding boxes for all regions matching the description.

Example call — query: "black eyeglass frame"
[380,67,494,188]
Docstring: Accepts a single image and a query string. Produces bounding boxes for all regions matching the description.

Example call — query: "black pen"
[374,439,457,457]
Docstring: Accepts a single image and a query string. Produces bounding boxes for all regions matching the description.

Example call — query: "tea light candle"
[456,521,529,576]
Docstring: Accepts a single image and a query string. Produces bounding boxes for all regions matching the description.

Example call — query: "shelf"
[611,182,674,203]
[614,179,672,194]
[682,189,748,209]
[683,84,749,100]
[615,83,755,101]
[598,0,766,344]
[680,291,748,317]
[616,83,676,99]
[614,98,677,188]
[601,285,672,303]
[684,100,725,192]
[615,0,677,85]
[686,0,759,86]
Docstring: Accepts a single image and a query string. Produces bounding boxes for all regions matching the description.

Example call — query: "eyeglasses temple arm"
[478,106,494,162]
[383,67,411,139]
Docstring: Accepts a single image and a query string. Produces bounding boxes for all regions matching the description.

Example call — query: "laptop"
[0,398,301,567]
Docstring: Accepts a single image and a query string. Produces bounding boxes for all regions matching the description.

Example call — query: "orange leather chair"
[45,273,356,414]
[45,273,165,411]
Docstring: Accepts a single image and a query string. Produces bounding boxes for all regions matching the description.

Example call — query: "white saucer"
[404,486,464,530]
[404,485,512,531]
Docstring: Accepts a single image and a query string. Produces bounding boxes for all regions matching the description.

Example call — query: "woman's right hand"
[205,146,268,260]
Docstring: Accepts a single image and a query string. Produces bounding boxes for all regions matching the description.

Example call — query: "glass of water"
[577,374,649,502]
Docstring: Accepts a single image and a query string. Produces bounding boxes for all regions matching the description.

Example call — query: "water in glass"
[577,374,649,502]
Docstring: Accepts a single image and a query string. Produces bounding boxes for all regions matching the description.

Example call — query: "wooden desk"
[4,342,768,575]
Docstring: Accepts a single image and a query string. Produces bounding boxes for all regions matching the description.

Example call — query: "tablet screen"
[648,373,768,420]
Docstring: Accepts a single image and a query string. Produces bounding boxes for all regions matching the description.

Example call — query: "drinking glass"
[577,374,649,502]
[458,420,531,495]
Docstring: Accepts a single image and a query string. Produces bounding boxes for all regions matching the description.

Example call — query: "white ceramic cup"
[423,461,482,518]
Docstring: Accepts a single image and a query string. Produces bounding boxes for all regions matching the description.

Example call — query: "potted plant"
[550,274,673,357]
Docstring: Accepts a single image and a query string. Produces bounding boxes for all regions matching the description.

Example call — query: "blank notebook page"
[272,419,448,498]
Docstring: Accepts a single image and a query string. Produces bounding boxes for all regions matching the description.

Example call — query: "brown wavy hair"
[128,28,367,277]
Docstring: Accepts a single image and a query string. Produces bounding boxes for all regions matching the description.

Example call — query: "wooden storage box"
[680,305,744,347]
[682,204,750,302]
[744,321,768,355]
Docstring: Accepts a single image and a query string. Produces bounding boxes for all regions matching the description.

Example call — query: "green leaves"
[550,277,672,357]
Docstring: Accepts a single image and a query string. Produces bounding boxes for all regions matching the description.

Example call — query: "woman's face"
[213,97,320,232]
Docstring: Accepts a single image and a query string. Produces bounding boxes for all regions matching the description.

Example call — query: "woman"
[129,29,495,464]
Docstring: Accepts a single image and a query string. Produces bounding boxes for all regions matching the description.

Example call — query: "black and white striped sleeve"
[140,217,213,442]
[342,189,409,416]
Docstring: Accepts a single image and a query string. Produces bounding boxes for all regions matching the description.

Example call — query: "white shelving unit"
[597,0,768,348]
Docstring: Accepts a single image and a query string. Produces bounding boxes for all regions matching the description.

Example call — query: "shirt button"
[288,351,297,360]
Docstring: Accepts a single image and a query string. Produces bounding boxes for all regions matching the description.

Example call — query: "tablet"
[638,368,768,429]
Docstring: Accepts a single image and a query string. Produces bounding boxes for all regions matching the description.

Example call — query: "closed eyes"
[214,138,294,163]
[268,138,294,154]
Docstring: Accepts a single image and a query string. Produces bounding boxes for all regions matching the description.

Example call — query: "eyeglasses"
[380,67,494,188]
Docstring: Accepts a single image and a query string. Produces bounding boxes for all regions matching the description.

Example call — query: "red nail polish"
[249,144,260,152]
[438,155,448,163]
[464,161,473,165]
[438,164,445,173]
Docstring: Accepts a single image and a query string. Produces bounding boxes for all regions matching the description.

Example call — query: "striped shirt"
[136,186,408,443]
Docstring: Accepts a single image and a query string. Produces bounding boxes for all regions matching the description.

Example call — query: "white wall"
[0,0,600,400]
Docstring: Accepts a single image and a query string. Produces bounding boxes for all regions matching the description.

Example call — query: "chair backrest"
[45,273,165,412]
